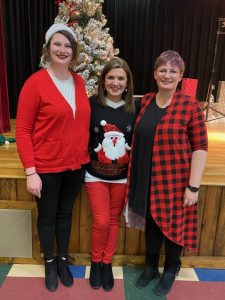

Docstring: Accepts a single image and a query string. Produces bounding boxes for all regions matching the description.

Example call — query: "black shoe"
[102,263,114,292]
[89,261,102,289]
[57,256,73,287]
[45,259,58,292]
[155,258,181,296]
[136,265,160,288]
[154,270,177,296]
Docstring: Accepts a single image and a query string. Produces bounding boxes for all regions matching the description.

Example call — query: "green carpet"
[123,266,166,300]
[0,264,12,287]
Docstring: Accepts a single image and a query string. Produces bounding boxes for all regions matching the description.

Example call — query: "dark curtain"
[0,0,10,132]
[2,0,225,116]
[103,0,225,101]
[2,0,57,118]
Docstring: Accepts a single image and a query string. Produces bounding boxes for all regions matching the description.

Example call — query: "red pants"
[85,182,126,263]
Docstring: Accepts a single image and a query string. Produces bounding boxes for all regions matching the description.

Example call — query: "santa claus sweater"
[86,96,139,180]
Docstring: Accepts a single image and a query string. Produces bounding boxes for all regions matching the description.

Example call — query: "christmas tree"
[41,0,119,96]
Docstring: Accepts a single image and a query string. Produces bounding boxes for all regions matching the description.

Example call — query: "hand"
[27,173,42,198]
[183,187,198,207]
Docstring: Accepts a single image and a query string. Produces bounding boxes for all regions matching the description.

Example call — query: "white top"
[50,73,76,115]
[85,97,127,184]
[105,97,125,108]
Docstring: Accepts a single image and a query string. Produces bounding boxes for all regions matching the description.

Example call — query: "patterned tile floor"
[0,264,225,300]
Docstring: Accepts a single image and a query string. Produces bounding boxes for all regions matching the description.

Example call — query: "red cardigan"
[16,69,90,173]
[127,92,208,251]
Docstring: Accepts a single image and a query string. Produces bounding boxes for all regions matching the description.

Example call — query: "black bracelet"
[187,185,199,192]
[26,172,37,176]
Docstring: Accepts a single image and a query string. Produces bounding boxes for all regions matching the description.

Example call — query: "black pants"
[36,168,84,260]
[145,211,183,271]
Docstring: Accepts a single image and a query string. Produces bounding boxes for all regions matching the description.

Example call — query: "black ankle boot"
[136,252,160,288]
[45,258,58,292]
[154,260,181,296]
[89,261,102,289]
[102,263,114,291]
[154,270,176,296]
[136,265,160,288]
[57,256,73,287]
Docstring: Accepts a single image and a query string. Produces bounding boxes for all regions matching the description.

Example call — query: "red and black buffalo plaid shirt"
[126,92,208,251]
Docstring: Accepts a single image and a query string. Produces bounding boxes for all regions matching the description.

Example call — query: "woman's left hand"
[183,187,198,207]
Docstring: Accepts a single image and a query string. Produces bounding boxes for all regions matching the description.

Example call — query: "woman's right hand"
[27,173,42,198]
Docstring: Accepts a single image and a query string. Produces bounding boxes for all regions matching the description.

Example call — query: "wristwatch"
[187,185,199,193]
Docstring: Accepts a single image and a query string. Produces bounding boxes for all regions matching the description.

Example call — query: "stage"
[0,119,225,267]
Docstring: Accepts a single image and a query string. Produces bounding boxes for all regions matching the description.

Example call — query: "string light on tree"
[41,0,119,96]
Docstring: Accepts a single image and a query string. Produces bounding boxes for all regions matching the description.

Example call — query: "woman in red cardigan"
[126,50,208,296]
[16,23,90,292]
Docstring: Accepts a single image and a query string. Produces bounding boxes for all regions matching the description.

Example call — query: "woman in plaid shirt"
[126,50,208,296]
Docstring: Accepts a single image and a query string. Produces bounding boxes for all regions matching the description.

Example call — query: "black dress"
[128,98,167,217]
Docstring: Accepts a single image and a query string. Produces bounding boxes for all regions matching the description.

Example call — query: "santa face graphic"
[102,131,126,160]
[94,120,131,163]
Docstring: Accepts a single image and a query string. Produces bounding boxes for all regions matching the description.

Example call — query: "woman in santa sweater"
[85,57,139,291]
[16,23,90,292]
[126,50,208,296]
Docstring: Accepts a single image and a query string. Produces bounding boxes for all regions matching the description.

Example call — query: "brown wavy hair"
[97,57,135,113]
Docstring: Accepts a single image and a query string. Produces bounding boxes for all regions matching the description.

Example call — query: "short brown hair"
[41,30,79,68]
[154,50,185,73]
[97,57,135,113]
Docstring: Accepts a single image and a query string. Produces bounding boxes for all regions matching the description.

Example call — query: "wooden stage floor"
[1,119,225,267]
[1,119,225,186]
